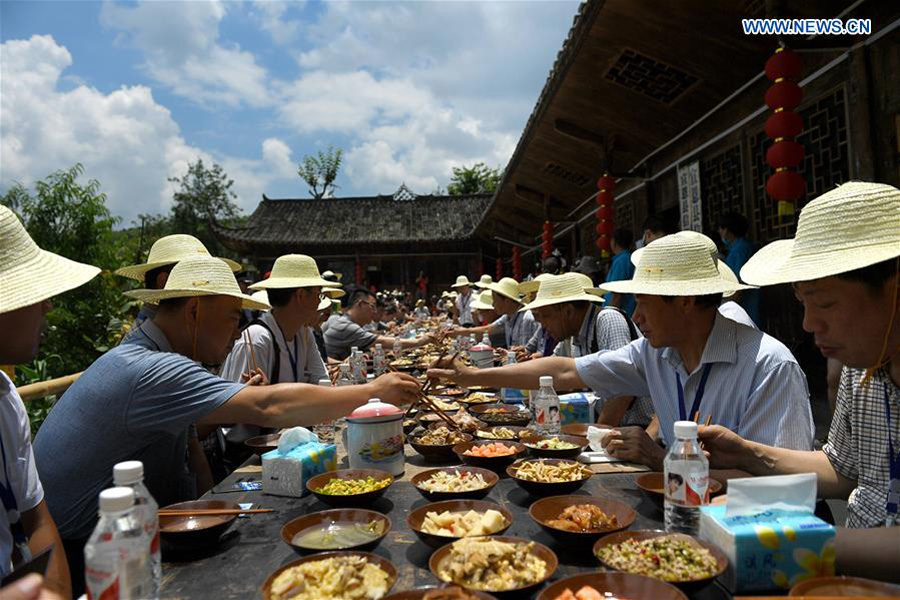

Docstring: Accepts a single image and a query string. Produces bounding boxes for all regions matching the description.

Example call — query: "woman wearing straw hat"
[447,278,538,349]
[430,232,814,469]
[115,234,242,343]
[414,298,430,320]
[0,206,96,599]
[698,182,900,581]
[32,256,420,580]
[450,275,476,326]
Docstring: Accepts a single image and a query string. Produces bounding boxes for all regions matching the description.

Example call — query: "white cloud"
[252,1,303,45]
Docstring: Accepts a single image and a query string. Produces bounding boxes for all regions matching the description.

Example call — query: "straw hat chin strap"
[861,257,900,387]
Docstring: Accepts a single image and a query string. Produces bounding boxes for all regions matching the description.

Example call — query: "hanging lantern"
[541,221,553,260]
[355,260,363,285]
[595,189,614,206]
[595,173,615,258]
[596,235,611,252]
[597,175,616,193]
[512,246,521,280]
[764,47,804,217]
[496,257,503,280]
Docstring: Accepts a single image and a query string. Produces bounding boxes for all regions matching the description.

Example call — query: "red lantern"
[542,221,553,233]
[596,236,610,252]
[764,110,803,139]
[595,205,613,221]
[765,48,802,81]
[766,140,804,169]
[596,175,616,192]
[595,190,614,206]
[766,169,806,202]
[765,80,803,111]
[512,246,521,280]
[496,258,502,280]
[600,221,614,235]
[355,260,363,285]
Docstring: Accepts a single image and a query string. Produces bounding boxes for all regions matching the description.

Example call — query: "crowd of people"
[0,180,897,598]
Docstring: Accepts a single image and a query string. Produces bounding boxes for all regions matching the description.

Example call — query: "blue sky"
[1,0,580,225]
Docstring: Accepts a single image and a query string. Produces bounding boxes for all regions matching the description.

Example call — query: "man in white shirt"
[448,278,538,348]
[451,276,476,326]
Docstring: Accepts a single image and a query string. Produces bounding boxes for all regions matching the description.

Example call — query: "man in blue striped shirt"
[428,233,814,469]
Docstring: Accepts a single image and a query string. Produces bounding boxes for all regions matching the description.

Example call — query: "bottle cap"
[99,487,135,513]
[673,420,698,438]
[539,375,553,387]
[351,346,359,353]
[375,344,383,350]
[113,461,144,485]
[318,379,332,386]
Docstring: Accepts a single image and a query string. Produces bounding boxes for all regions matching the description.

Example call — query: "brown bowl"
[453,440,527,472]
[410,431,473,462]
[560,423,614,437]
[159,500,239,547]
[429,536,557,596]
[473,410,531,427]
[522,434,589,459]
[528,495,635,545]
[635,472,724,510]
[474,425,533,441]
[403,418,420,434]
[306,468,393,508]
[457,392,499,406]
[592,529,728,588]
[536,572,688,600]
[383,586,497,600]
[407,499,513,548]
[469,404,518,417]
[245,433,281,456]
[788,576,900,596]
[433,387,469,398]
[280,508,391,554]
[506,458,593,496]
[411,467,500,502]
[261,551,397,599]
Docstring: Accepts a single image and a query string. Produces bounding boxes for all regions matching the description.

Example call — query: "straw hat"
[569,272,605,298]
[521,273,604,312]
[1,205,100,314]
[483,277,521,304]
[250,290,271,311]
[631,230,739,298]
[322,269,342,281]
[518,273,554,297]
[115,234,241,281]
[475,274,493,289]
[441,290,459,299]
[451,275,474,288]
[741,181,900,286]
[602,232,754,296]
[125,256,270,310]
[471,290,494,311]
[249,254,341,294]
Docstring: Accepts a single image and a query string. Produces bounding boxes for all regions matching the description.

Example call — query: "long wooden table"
[159,444,736,600]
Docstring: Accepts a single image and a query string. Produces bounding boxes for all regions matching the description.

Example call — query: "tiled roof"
[214,192,493,250]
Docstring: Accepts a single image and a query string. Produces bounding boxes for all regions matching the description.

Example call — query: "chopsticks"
[391,361,461,431]
[692,412,713,427]
[158,508,274,517]
[243,330,259,374]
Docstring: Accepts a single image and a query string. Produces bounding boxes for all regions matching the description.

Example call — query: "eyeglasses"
[359,300,377,309]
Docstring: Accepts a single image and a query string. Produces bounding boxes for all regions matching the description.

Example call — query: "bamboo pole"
[16,372,82,402]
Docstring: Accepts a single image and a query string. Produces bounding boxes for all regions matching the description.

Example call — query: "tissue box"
[559,392,594,424]
[499,388,528,404]
[262,442,337,498]
[700,505,836,593]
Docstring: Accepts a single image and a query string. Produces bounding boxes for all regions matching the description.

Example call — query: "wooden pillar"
[848,46,876,181]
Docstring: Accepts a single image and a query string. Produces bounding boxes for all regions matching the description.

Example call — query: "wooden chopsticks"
[692,412,713,427]
[159,508,274,517]
[243,330,259,374]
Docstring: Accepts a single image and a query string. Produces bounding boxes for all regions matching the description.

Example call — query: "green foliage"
[167,158,242,257]
[298,146,343,199]
[14,356,63,437]
[447,163,503,196]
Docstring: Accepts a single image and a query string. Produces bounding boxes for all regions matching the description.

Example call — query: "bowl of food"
[411,467,500,502]
[429,536,557,596]
[306,469,393,508]
[428,409,482,433]
[453,440,527,472]
[528,495,635,545]
[262,551,397,600]
[457,392,497,406]
[245,433,281,456]
[592,530,728,588]
[433,387,469,398]
[425,397,461,412]
[408,499,513,548]
[635,472,724,510]
[159,500,239,547]
[404,418,420,435]
[410,428,473,461]
[788,576,900,597]
[470,406,531,428]
[522,435,588,459]
[474,426,534,441]
[281,508,391,554]
[536,572,688,600]
[506,459,593,496]
[383,586,497,600]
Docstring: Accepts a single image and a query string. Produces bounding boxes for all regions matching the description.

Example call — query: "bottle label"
[533,398,560,434]
[665,462,709,506]
[86,535,147,600]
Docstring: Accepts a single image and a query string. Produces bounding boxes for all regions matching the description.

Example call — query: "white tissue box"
[261,442,337,498]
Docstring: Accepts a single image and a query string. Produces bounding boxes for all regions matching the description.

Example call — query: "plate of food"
[453,440,527,472]
[592,530,728,588]
[411,467,500,502]
[536,572,687,600]
[788,576,900,597]
[382,586,497,600]
[307,469,393,508]
[407,499,513,548]
[470,405,531,428]
[457,392,497,406]
[433,387,469,398]
[474,426,535,441]
[281,508,391,554]
[528,495,635,544]
[410,427,473,461]
[262,551,397,600]
[429,536,557,596]
[523,435,588,459]
[506,459,593,496]
[427,408,482,432]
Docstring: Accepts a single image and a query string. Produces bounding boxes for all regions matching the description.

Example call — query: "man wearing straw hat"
[115,234,242,343]
[698,182,900,580]
[430,232,814,468]
[448,277,538,349]
[33,256,419,581]
[450,275,476,326]
[0,205,94,599]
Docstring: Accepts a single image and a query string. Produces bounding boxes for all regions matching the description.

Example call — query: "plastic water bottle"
[113,462,160,598]
[481,333,490,346]
[664,420,709,535]
[349,348,366,383]
[500,352,517,403]
[318,378,332,386]
[532,375,561,434]
[373,344,387,376]
[336,364,353,386]
[392,338,403,358]
[84,487,152,600]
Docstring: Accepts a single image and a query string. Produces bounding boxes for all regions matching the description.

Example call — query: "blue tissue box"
[559,392,593,424]
[261,442,338,498]
[700,504,836,593]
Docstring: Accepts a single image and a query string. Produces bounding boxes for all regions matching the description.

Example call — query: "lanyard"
[675,363,714,422]
[581,305,599,355]
[284,335,300,382]
[884,383,900,526]
[0,428,30,561]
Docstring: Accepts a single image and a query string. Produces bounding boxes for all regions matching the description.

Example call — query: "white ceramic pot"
[344,398,405,476]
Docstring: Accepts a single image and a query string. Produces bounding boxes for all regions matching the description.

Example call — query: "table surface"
[159,443,739,600]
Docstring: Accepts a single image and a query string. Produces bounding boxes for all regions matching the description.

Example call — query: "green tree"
[447,162,503,196]
[168,158,242,256]
[298,146,343,199]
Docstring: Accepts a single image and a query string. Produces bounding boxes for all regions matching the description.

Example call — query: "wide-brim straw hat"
[451,275,473,288]
[1,205,100,314]
[741,181,900,286]
[249,254,340,293]
[471,290,494,311]
[485,277,522,303]
[475,274,493,289]
[441,290,459,299]
[569,272,606,298]
[518,273,554,297]
[521,273,604,312]
[631,230,739,298]
[602,232,754,297]
[115,234,241,281]
[322,270,342,281]
[125,256,270,310]
[250,290,271,311]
